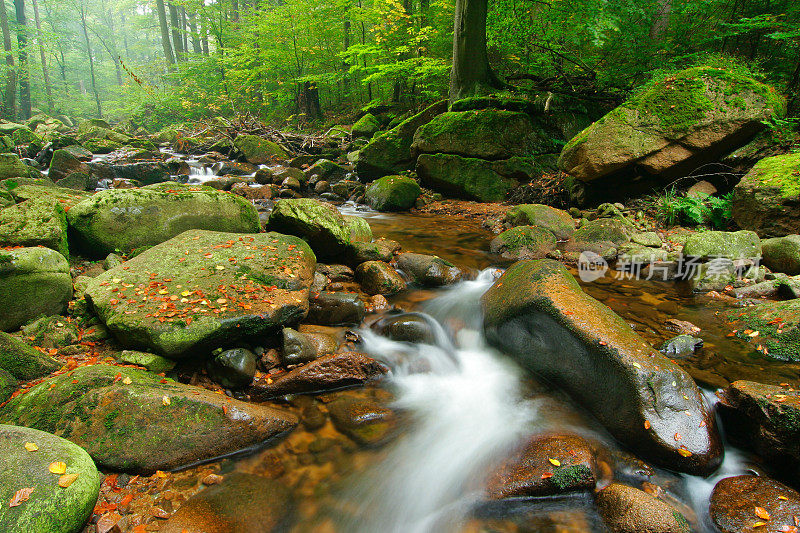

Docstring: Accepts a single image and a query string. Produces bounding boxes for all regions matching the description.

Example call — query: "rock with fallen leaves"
[710,475,800,533]
[84,229,316,358]
[718,381,800,481]
[67,182,260,256]
[0,331,60,380]
[482,260,722,475]
[160,472,293,533]
[0,424,100,533]
[726,299,800,362]
[0,364,298,473]
[0,247,73,332]
[596,482,692,533]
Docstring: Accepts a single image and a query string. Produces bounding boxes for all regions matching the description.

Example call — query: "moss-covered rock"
[0,332,60,380]
[0,367,16,402]
[762,234,800,274]
[11,126,42,147]
[731,153,800,237]
[0,424,100,533]
[396,252,462,286]
[412,109,551,160]
[233,134,288,164]
[365,175,421,211]
[490,226,557,260]
[84,229,315,358]
[48,149,90,181]
[0,247,72,332]
[682,230,761,260]
[351,113,381,139]
[504,204,575,240]
[267,198,372,261]
[0,197,69,256]
[725,299,800,361]
[415,154,532,202]
[0,154,32,179]
[0,135,14,153]
[564,218,632,259]
[482,260,722,475]
[81,138,121,154]
[117,350,176,373]
[0,364,297,473]
[67,182,260,256]
[596,483,692,533]
[356,100,447,180]
[559,66,785,183]
[355,261,406,295]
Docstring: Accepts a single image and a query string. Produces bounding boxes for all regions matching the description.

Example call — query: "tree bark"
[155,0,175,66]
[187,10,201,53]
[168,3,184,61]
[0,0,16,119]
[297,81,322,120]
[31,0,52,110]
[180,6,188,56]
[13,0,31,120]
[649,0,672,41]
[79,3,102,117]
[448,0,502,103]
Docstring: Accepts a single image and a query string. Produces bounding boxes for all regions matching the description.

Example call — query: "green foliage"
[657,189,733,229]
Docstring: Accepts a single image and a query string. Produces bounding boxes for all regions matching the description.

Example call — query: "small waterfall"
[187,164,218,183]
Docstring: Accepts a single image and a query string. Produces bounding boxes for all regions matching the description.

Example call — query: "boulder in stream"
[710,475,800,533]
[233,134,289,163]
[732,153,800,237]
[396,252,462,286]
[596,482,692,533]
[761,234,800,275]
[365,175,421,211]
[482,260,722,475]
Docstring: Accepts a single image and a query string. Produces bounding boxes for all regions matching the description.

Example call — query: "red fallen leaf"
[644,420,651,430]
[113,373,122,383]
[540,472,553,479]
[9,487,34,507]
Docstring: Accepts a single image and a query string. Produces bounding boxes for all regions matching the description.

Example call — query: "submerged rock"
[327,394,397,447]
[710,475,800,533]
[0,364,297,473]
[85,229,315,358]
[732,153,800,237]
[596,483,692,533]
[67,182,260,256]
[370,312,439,344]
[482,260,722,475]
[658,334,703,358]
[365,175,421,211]
[0,424,101,533]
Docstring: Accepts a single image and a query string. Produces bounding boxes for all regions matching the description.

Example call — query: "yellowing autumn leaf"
[755,507,770,520]
[24,442,38,452]
[122,377,132,385]
[9,487,33,507]
[58,473,79,488]
[677,448,693,457]
[548,458,561,466]
[162,396,171,406]
[48,461,67,475]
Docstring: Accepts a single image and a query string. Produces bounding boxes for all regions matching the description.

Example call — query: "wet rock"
[305,159,348,183]
[0,331,60,380]
[710,475,800,533]
[396,252,462,286]
[307,291,366,326]
[208,348,257,389]
[331,179,364,199]
[327,394,397,447]
[762,235,800,275]
[281,328,317,366]
[595,483,691,533]
[365,175,421,211]
[0,364,297,473]
[281,176,301,190]
[313,180,329,193]
[317,264,354,282]
[490,226,557,260]
[160,472,293,533]
[0,196,69,256]
[683,230,761,260]
[117,350,175,373]
[504,204,575,240]
[482,260,722,475]
[233,134,288,164]
[724,300,800,361]
[718,381,800,480]
[254,167,274,185]
[84,230,315,358]
[658,334,703,358]
[356,261,406,295]
[249,352,388,399]
[0,424,101,533]
[732,153,800,237]
[350,237,401,263]
[485,433,598,499]
[352,113,381,139]
[371,312,438,344]
[211,160,258,176]
[304,331,338,356]
[107,161,170,185]
[631,231,662,248]
[0,247,72,332]
[68,183,260,256]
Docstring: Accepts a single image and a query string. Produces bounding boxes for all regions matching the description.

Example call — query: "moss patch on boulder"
[732,153,800,237]
[365,175,421,211]
[233,134,288,163]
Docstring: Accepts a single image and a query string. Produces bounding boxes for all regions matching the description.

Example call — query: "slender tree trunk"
[155,0,175,66]
[180,6,188,56]
[448,0,502,103]
[79,4,102,117]
[231,0,239,22]
[201,19,209,55]
[120,12,130,59]
[357,0,370,101]
[0,0,16,119]
[30,0,52,110]
[187,10,200,53]
[649,0,672,41]
[13,0,31,119]
[168,3,184,61]
[342,18,350,92]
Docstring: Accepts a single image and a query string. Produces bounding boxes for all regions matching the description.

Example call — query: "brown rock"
[596,483,692,533]
[327,394,397,447]
[710,475,800,533]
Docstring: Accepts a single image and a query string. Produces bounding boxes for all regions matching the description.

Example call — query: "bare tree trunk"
[649,0,672,41]
[31,0,52,110]
[79,3,102,117]
[13,0,31,119]
[297,81,322,120]
[0,0,16,119]
[155,0,175,66]
[187,10,201,53]
[180,6,188,56]
[449,0,502,103]
[168,3,184,61]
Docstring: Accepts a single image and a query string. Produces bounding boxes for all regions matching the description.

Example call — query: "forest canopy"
[1,0,798,130]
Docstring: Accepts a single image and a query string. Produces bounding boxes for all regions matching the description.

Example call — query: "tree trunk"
[106,10,123,85]
[0,0,16,119]
[155,0,175,66]
[342,18,350,92]
[79,4,102,117]
[187,10,201,53]
[120,12,130,59]
[448,0,502,103]
[13,0,31,120]
[231,0,239,22]
[297,81,322,120]
[180,6,188,56]
[649,0,672,41]
[31,0,52,110]
[168,3,184,61]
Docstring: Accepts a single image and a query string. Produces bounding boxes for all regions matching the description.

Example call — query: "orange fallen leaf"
[9,487,33,507]
[59,473,79,488]
[677,448,692,457]
[755,507,771,520]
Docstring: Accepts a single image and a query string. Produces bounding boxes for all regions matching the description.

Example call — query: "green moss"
[746,153,800,198]
[365,175,421,211]
[550,464,593,490]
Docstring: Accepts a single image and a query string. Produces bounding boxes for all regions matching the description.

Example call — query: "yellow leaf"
[58,473,78,488]
[677,448,693,457]
[158,289,168,295]
[24,442,38,452]
[181,291,191,297]
[49,461,67,475]
[122,377,132,385]
[162,396,171,406]
[755,506,770,520]
[156,470,168,478]
[548,458,561,466]
[753,521,767,528]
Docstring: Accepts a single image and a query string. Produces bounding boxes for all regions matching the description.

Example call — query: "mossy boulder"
[8,184,90,211]
[0,368,15,402]
[355,261,406,295]
[412,109,550,160]
[762,234,800,275]
[725,299,800,361]
[490,226,557,260]
[0,364,297,473]
[351,113,381,139]
[356,100,447,180]
[0,154,32,179]
[682,230,761,260]
[67,183,260,256]
[48,149,90,181]
[0,332,60,380]
[233,134,288,164]
[11,126,42,147]
[365,175,421,211]
[482,260,722,475]
[0,424,100,533]
[0,135,14,153]
[596,483,692,533]
[0,247,72,332]
[415,154,533,202]
[504,204,575,240]
[267,198,372,261]
[396,252,462,286]
[731,153,800,237]
[565,218,632,259]
[559,66,784,183]
[117,350,175,373]
[0,197,69,256]
[84,229,316,358]
[82,138,121,154]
